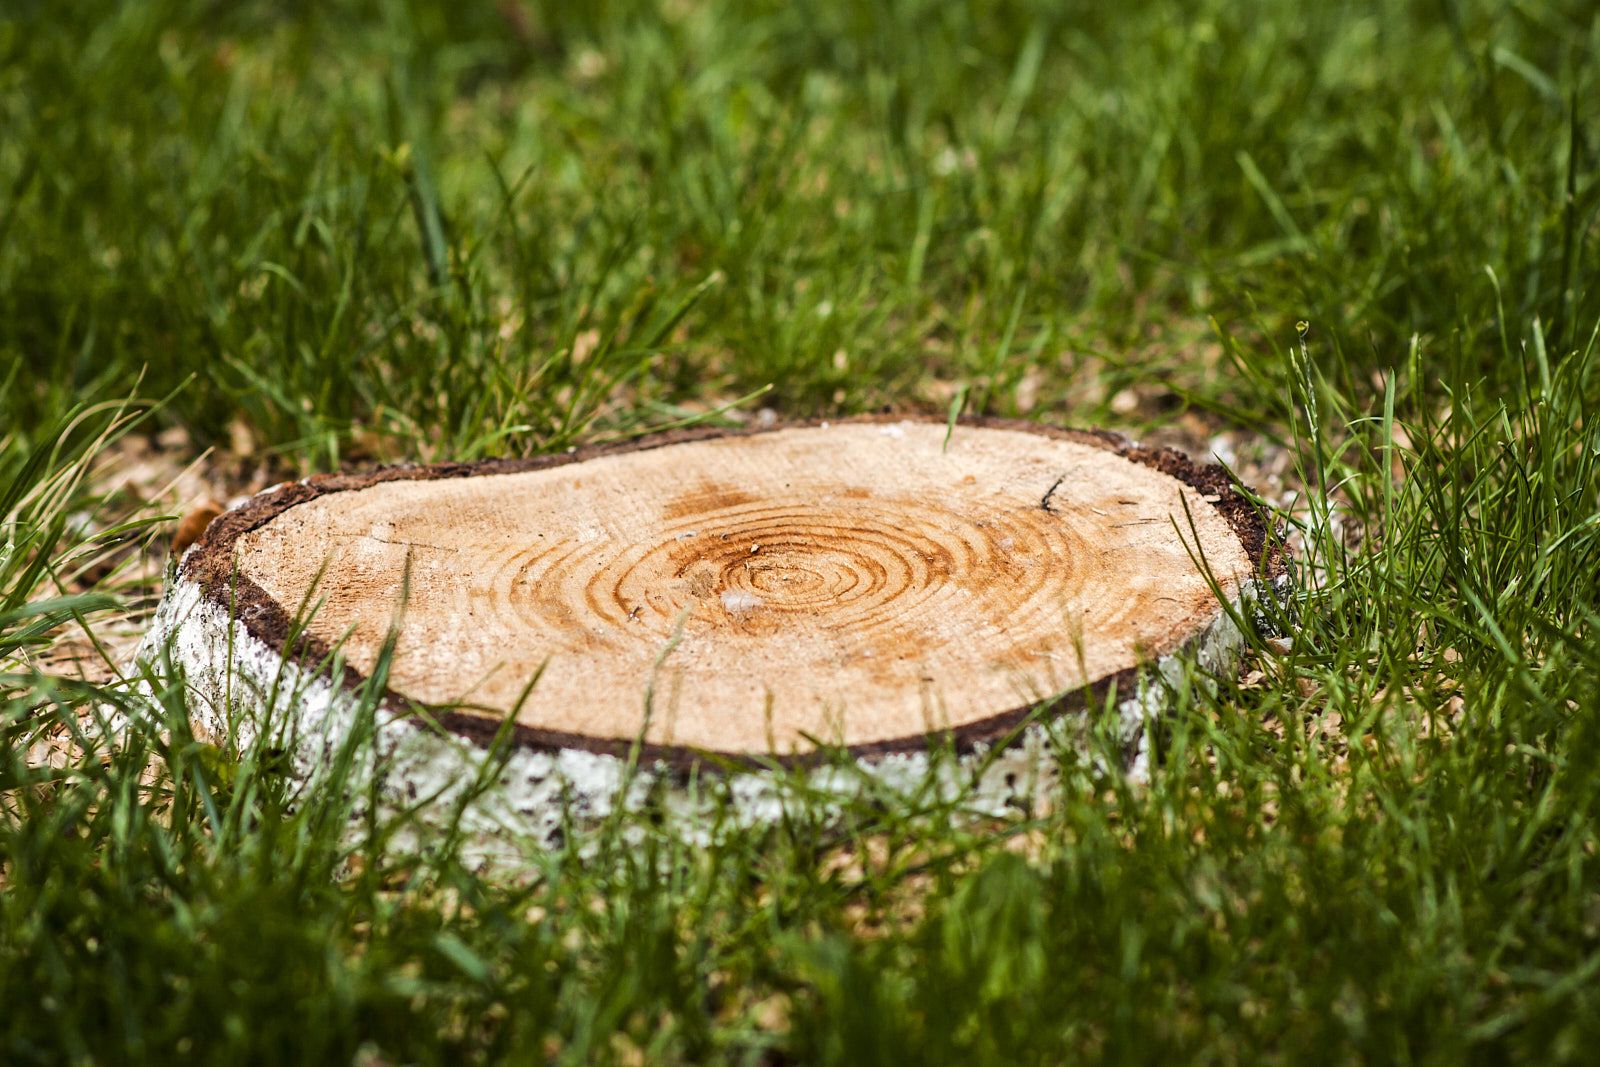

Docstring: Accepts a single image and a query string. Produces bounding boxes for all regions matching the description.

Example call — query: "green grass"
[3,0,1600,1061]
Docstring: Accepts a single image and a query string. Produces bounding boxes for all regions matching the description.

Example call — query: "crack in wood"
[328,531,462,553]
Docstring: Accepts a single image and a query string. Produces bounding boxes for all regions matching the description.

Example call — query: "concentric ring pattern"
[232,421,1253,755]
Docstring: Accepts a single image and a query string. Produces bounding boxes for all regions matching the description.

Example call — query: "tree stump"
[143,418,1283,851]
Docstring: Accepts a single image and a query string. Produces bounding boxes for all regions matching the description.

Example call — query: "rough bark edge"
[173,415,1288,767]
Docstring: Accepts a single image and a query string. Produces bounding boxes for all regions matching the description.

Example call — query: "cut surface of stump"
[175,418,1274,762]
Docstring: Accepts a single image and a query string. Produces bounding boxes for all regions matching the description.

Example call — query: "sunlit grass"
[3,0,1598,1061]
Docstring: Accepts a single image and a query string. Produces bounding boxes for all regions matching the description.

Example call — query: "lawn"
[3,0,1599,1061]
